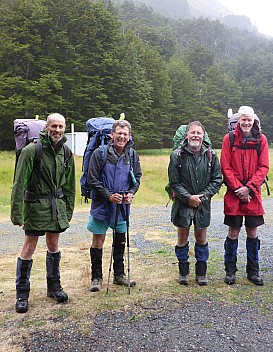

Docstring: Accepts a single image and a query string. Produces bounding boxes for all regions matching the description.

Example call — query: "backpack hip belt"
[24,189,64,221]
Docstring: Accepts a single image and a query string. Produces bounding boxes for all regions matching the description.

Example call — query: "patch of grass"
[137,149,172,156]
[2,148,273,220]
[17,319,47,328]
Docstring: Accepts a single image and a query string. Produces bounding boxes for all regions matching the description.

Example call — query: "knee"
[21,242,37,259]
[46,237,59,252]
[92,235,105,249]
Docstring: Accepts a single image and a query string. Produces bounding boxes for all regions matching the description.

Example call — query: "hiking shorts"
[224,215,264,229]
[25,229,67,236]
[87,215,127,235]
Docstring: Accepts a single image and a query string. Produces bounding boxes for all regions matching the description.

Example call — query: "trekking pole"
[125,202,131,295]
[106,203,120,294]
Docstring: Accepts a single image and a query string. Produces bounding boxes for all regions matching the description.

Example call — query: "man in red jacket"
[221,106,269,286]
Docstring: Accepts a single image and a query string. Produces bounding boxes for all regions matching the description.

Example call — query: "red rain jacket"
[221,125,269,216]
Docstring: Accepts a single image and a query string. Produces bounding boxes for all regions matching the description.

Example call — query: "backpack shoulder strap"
[129,147,134,168]
[34,139,43,171]
[229,131,261,156]
[229,131,235,149]
[99,144,108,169]
[63,143,72,167]
[207,147,212,173]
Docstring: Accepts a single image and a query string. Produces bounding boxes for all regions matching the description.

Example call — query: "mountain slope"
[113,0,258,34]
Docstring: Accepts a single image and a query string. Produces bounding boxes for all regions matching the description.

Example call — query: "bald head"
[46,113,66,145]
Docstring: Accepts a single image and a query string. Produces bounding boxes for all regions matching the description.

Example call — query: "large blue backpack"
[80,116,115,202]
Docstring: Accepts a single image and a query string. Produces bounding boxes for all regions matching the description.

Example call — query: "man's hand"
[109,193,123,204]
[123,192,133,204]
[234,186,252,203]
[188,194,204,208]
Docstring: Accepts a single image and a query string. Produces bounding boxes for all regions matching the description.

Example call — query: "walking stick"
[125,203,131,295]
[106,203,120,294]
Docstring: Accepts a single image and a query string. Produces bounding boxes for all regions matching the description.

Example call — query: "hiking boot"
[195,259,208,286]
[90,278,102,292]
[178,274,189,286]
[47,288,68,302]
[15,298,29,313]
[247,274,264,286]
[113,275,136,287]
[224,273,236,285]
[196,275,208,286]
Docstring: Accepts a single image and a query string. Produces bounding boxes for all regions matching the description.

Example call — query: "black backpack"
[226,109,269,195]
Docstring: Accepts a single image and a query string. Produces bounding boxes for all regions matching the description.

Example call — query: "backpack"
[13,118,71,181]
[80,117,115,202]
[173,124,211,150]
[165,124,213,206]
[226,109,270,195]
[80,116,137,203]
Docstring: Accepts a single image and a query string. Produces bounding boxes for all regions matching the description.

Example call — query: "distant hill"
[112,0,258,34]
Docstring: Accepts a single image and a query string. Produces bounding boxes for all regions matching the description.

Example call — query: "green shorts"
[87,215,127,235]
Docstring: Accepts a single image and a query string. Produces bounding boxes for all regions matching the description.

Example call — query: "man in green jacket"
[168,121,222,286]
[11,113,75,313]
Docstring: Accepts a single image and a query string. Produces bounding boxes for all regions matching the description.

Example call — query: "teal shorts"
[87,215,127,234]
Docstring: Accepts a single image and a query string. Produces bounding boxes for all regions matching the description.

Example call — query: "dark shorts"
[25,229,67,237]
[224,215,264,229]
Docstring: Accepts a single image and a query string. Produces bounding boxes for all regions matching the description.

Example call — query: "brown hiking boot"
[90,278,102,292]
[113,275,136,287]
[178,274,189,286]
[196,275,208,286]
[47,288,68,302]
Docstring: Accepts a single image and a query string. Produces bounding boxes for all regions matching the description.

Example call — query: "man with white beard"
[168,121,222,286]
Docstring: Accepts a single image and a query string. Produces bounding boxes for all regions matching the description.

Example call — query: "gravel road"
[1,199,273,351]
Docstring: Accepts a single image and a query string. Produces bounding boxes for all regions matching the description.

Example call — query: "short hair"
[112,120,131,133]
[47,113,66,125]
[186,121,205,134]
[238,106,254,117]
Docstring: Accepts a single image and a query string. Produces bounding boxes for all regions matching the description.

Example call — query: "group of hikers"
[10,105,269,313]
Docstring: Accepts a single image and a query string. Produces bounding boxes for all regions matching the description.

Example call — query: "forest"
[0,0,273,150]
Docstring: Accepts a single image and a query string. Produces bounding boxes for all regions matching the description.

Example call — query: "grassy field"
[1,149,273,351]
[1,148,273,220]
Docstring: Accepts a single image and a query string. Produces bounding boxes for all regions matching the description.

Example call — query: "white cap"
[238,106,254,117]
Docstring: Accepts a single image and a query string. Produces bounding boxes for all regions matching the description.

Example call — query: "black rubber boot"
[46,251,68,302]
[246,237,263,286]
[15,258,33,313]
[224,237,238,285]
[195,243,209,286]
[90,248,103,292]
[113,232,136,287]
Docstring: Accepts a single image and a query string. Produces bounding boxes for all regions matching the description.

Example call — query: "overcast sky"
[217,0,273,37]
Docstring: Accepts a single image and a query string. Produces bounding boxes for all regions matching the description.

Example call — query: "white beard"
[188,139,201,150]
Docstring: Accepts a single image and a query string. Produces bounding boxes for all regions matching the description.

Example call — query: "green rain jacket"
[11,131,75,231]
[168,141,222,229]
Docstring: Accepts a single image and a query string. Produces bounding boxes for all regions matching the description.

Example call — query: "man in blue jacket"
[87,120,142,292]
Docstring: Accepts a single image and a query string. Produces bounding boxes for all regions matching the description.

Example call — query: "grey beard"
[188,140,201,150]
[48,132,63,144]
